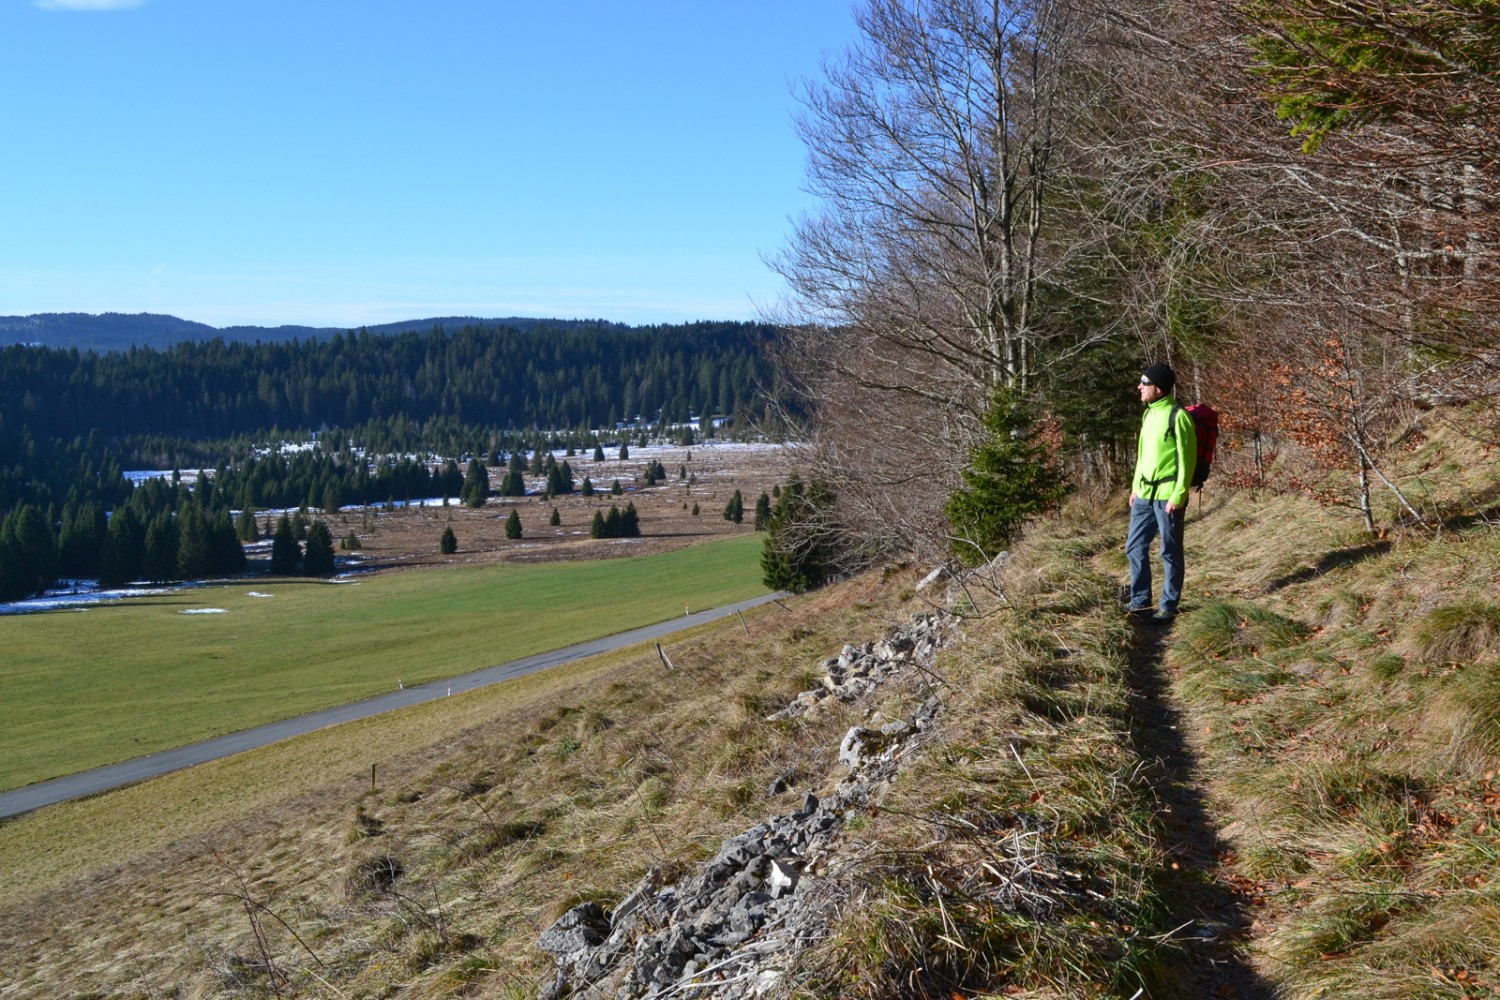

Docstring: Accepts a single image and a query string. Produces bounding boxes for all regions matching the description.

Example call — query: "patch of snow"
[247,591,274,598]
[181,608,228,615]
[0,580,179,616]
[123,469,203,486]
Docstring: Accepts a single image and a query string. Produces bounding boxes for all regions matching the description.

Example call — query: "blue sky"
[0,1,859,328]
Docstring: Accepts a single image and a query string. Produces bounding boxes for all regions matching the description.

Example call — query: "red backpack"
[1167,403,1219,488]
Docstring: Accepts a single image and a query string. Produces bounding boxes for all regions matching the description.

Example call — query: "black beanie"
[1141,362,1175,393]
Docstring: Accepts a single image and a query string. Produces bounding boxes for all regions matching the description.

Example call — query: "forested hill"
[1,320,779,447]
[0,318,784,600]
[0,311,630,353]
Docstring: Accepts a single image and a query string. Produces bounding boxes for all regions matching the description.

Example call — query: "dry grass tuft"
[1408,598,1500,664]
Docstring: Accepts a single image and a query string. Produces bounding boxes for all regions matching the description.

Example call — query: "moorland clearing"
[0,441,794,790]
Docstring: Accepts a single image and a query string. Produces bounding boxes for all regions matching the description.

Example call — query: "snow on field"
[0,580,181,616]
[180,608,228,615]
[123,469,203,486]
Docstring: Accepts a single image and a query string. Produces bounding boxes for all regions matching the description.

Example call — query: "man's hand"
[1166,500,1182,515]
[1128,493,1137,508]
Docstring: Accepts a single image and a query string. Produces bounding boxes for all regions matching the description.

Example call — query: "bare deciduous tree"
[769,0,1158,562]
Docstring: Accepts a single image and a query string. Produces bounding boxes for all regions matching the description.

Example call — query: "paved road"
[0,593,784,820]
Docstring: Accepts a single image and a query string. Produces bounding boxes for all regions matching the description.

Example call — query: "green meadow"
[0,534,767,793]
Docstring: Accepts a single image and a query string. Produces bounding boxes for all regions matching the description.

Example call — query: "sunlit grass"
[0,535,766,791]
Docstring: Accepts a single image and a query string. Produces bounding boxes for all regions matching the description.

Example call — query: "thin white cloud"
[34,0,145,10]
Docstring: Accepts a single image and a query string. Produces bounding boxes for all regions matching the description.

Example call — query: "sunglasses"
[1139,377,1153,386]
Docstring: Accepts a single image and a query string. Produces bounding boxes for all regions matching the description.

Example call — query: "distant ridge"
[0,312,634,353]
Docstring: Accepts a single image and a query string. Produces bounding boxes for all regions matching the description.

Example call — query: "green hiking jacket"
[1132,395,1197,507]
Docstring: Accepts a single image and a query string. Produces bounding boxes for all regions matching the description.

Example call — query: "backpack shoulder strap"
[1164,404,1182,440]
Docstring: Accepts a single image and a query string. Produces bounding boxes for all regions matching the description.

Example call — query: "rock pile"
[538,611,949,999]
[768,611,945,720]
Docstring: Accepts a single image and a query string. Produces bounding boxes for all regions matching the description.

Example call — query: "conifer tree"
[99,507,145,588]
[943,387,1070,565]
[621,501,640,537]
[58,501,105,578]
[754,492,772,531]
[208,509,247,574]
[549,507,561,526]
[303,520,336,576]
[505,509,523,539]
[321,481,343,515]
[723,489,744,524]
[0,503,57,596]
[271,514,301,575]
[581,477,595,497]
[176,502,209,580]
[0,532,26,601]
[761,476,837,594]
[143,513,179,583]
[237,506,259,542]
[440,526,458,554]
[590,510,606,538]
[460,458,490,507]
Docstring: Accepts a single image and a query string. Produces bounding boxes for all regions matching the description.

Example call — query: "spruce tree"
[270,514,301,575]
[0,533,27,601]
[58,501,106,578]
[723,489,744,523]
[621,501,640,537]
[754,492,772,531]
[303,521,336,576]
[761,476,837,594]
[143,513,179,583]
[208,509,247,574]
[549,507,561,526]
[460,458,490,507]
[505,509,523,539]
[943,387,1070,565]
[619,442,629,461]
[0,503,57,596]
[176,502,209,580]
[99,507,145,588]
[590,510,606,538]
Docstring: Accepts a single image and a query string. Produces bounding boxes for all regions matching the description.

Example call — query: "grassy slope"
[7,426,1500,999]
[797,426,1500,999]
[0,554,902,999]
[0,534,766,791]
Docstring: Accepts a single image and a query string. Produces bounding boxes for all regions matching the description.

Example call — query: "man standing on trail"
[1126,362,1196,624]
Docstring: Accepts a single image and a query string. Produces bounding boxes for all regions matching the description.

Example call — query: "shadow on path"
[1126,619,1280,999]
